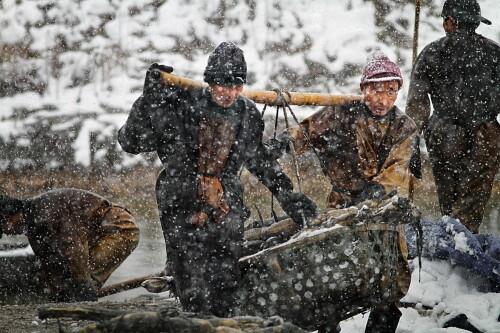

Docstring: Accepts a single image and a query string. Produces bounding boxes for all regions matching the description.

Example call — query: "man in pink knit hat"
[271,51,416,333]
[277,51,417,209]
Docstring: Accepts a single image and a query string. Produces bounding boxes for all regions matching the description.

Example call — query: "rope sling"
[260,89,351,225]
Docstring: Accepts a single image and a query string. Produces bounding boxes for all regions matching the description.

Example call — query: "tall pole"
[412,0,421,64]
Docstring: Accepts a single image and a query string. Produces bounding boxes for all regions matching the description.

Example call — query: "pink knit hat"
[360,51,403,89]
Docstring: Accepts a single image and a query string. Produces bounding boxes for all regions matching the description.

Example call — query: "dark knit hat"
[0,195,23,216]
[204,42,247,86]
[442,0,491,25]
[360,51,403,89]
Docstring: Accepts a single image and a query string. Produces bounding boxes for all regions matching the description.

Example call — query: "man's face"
[443,16,458,35]
[209,84,244,108]
[362,81,399,117]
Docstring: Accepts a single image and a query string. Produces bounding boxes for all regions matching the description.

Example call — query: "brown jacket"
[24,188,139,301]
[289,101,416,207]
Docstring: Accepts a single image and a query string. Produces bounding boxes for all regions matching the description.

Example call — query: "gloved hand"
[143,63,174,97]
[264,130,294,160]
[346,181,386,207]
[278,192,317,225]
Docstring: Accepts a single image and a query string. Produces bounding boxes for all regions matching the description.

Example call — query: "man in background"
[118,42,317,317]
[406,0,499,233]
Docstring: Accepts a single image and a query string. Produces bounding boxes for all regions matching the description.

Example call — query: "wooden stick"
[152,70,363,106]
[38,306,132,321]
[412,0,421,64]
[98,271,166,297]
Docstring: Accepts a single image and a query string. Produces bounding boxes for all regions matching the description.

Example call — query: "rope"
[260,102,282,222]
[280,92,350,204]
[273,89,303,193]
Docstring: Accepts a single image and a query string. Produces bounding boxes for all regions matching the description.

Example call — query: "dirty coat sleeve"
[371,119,417,194]
[406,47,432,131]
[117,95,163,154]
[246,119,295,198]
[287,106,334,154]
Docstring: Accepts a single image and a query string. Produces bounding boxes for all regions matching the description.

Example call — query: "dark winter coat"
[24,188,139,302]
[289,101,416,207]
[406,29,499,130]
[406,29,500,232]
[118,87,294,217]
[118,86,295,316]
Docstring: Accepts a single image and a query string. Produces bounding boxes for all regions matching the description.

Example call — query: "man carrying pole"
[268,51,416,333]
[118,42,317,317]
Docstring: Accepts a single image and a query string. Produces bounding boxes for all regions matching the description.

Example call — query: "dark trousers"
[161,208,244,317]
[365,302,402,333]
[426,119,499,233]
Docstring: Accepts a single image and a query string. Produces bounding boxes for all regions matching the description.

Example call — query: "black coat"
[407,29,499,129]
[118,87,293,218]
[118,86,298,316]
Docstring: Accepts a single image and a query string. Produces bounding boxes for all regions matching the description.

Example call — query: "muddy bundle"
[38,306,308,333]
[239,195,420,331]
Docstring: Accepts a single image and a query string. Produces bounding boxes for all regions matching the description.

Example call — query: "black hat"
[204,42,247,86]
[0,195,23,216]
[442,0,491,25]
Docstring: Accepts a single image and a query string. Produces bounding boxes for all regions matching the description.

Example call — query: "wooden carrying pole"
[152,70,362,106]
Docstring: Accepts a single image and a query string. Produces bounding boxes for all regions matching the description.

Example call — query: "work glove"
[346,181,386,207]
[277,192,317,225]
[143,63,174,99]
[264,130,294,160]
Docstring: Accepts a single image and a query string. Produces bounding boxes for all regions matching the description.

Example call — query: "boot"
[364,302,401,333]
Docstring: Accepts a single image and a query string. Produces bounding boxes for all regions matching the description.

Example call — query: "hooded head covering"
[0,194,24,239]
[0,195,23,216]
[360,51,403,89]
[441,0,491,25]
[204,42,247,86]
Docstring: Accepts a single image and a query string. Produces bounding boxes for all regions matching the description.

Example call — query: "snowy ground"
[339,259,500,333]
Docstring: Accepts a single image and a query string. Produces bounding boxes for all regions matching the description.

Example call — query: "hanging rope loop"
[271,88,291,107]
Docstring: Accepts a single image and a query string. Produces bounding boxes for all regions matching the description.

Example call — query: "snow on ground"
[339,259,500,333]
[0,245,34,257]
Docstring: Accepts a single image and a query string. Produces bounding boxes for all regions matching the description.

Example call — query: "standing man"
[275,51,415,333]
[406,0,499,233]
[118,42,316,317]
[0,188,140,302]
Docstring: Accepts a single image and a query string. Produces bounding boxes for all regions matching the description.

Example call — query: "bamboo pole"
[151,70,363,106]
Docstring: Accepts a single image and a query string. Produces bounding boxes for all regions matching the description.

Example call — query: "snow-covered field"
[1,0,498,168]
